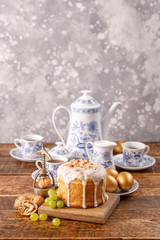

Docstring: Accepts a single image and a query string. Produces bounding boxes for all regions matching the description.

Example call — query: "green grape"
[39,213,48,221]
[48,189,56,196]
[56,200,64,208]
[49,200,57,208]
[45,197,52,206]
[52,218,61,226]
[30,213,39,222]
[49,192,57,201]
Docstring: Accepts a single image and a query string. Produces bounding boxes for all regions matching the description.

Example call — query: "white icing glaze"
[94,183,98,207]
[105,192,109,200]
[82,180,86,208]
[57,159,106,208]
[66,182,70,207]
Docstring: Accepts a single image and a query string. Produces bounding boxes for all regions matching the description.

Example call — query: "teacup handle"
[85,141,94,161]
[52,105,71,147]
[35,160,42,169]
[14,138,21,150]
[144,145,150,156]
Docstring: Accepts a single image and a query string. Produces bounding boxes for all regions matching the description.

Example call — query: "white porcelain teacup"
[123,141,150,167]
[14,134,43,158]
[35,155,68,184]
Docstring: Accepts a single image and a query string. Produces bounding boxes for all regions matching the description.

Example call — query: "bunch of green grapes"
[30,213,61,226]
[30,190,62,226]
[45,189,64,209]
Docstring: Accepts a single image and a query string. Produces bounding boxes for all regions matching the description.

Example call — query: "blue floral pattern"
[76,97,97,105]
[21,141,42,156]
[50,148,68,155]
[10,148,41,161]
[92,150,114,169]
[67,120,100,158]
[123,149,142,166]
[72,107,100,114]
[88,121,97,133]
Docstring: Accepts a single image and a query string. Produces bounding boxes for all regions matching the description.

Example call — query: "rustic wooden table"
[0,143,160,240]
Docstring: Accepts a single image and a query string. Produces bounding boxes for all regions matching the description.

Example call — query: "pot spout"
[101,102,121,140]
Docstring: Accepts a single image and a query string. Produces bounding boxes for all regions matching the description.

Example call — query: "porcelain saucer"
[31,170,58,186]
[10,148,41,163]
[112,179,139,196]
[113,154,156,171]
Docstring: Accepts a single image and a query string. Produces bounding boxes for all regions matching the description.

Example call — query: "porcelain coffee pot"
[52,90,121,158]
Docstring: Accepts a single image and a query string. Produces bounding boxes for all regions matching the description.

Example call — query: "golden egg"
[105,175,118,193]
[117,172,134,191]
[113,141,123,155]
[106,168,118,179]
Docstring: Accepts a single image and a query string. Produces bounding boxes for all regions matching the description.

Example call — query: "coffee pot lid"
[72,90,100,109]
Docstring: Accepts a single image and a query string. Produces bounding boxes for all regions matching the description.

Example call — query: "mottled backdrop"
[0,0,160,143]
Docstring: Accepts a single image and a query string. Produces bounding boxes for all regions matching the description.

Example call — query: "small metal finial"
[36,144,52,162]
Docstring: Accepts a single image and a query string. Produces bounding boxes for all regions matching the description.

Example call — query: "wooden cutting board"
[38,193,120,224]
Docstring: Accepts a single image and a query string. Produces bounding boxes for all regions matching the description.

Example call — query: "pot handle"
[85,141,94,161]
[52,105,71,147]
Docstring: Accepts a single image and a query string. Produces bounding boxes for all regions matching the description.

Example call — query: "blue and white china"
[35,155,68,184]
[49,142,73,161]
[85,140,117,169]
[52,90,121,158]
[10,148,41,162]
[122,141,150,167]
[114,179,139,196]
[14,134,43,158]
[113,154,156,171]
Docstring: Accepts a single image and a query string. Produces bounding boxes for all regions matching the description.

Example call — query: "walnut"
[18,200,37,216]
[38,177,51,189]
[14,193,44,210]
[14,195,29,209]
[31,195,44,206]
[23,192,35,199]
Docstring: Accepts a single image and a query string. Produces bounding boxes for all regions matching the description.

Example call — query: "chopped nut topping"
[65,159,99,171]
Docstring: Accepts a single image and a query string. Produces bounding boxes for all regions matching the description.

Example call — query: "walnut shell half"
[14,195,29,209]
[18,200,37,216]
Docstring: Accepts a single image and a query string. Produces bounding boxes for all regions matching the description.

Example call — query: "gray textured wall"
[0,0,160,143]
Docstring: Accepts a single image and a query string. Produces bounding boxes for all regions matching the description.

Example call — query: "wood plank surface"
[0,143,55,175]
[0,143,160,239]
[0,210,160,239]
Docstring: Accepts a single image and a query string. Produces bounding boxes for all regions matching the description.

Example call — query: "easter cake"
[57,159,107,208]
